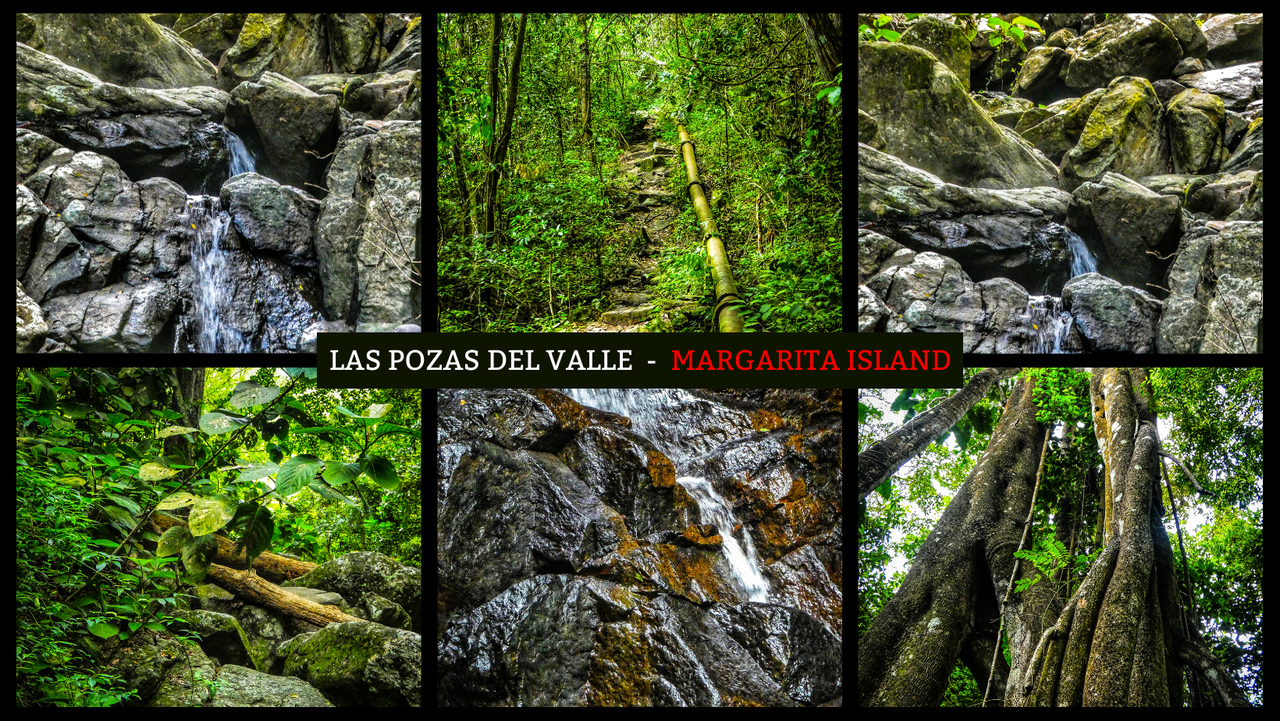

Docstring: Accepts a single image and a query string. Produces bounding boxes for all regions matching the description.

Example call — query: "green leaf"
[157,491,201,511]
[234,461,280,486]
[139,462,179,481]
[188,494,237,536]
[229,502,274,567]
[228,381,281,409]
[199,411,248,435]
[360,455,399,490]
[876,477,892,500]
[181,533,219,582]
[88,621,120,639]
[321,461,363,487]
[276,455,325,497]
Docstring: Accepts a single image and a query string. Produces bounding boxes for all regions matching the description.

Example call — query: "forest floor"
[564,115,701,332]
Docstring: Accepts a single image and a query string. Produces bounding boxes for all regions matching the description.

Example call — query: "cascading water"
[225,129,256,177]
[1065,228,1098,278]
[1027,294,1073,353]
[189,196,249,353]
[677,477,771,603]
[558,389,771,603]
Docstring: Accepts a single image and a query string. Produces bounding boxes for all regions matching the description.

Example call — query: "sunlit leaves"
[157,425,200,439]
[234,461,280,486]
[199,411,248,435]
[322,461,362,487]
[156,491,201,511]
[139,462,179,481]
[157,526,193,557]
[188,494,237,536]
[229,381,280,409]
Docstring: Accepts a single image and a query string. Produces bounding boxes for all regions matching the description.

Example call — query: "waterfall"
[1065,228,1098,277]
[189,196,249,352]
[1027,295,1073,353]
[558,389,771,603]
[676,477,771,603]
[226,129,256,177]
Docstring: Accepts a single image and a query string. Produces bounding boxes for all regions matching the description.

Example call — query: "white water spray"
[189,197,249,352]
[1027,295,1073,354]
[1064,229,1098,278]
[226,129,256,177]
[677,477,770,603]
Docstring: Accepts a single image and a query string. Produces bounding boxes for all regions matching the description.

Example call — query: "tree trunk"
[858,368,1252,707]
[858,374,1047,705]
[859,367,1019,502]
[205,563,364,628]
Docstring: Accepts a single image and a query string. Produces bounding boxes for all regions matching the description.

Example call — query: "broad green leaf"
[139,462,179,481]
[321,461,363,487]
[101,505,137,530]
[276,455,325,497]
[106,494,140,515]
[229,502,274,566]
[365,403,391,418]
[235,461,280,485]
[157,526,192,557]
[88,621,120,639]
[188,494,237,536]
[308,481,358,506]
[360,455,399,490]
[199,411,248,435]
[876,477,892,500]
[181,533,220,582]
[157,425,200,439]
[156,492,201,511]
[229,381,281,409]
[283,368,317,379]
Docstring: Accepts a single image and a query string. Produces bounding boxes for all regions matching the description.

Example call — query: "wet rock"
[437,388,842,705]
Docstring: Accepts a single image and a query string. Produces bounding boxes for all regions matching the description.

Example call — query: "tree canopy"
[858,367,1261,706]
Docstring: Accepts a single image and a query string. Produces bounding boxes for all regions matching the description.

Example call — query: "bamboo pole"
[675,123,744,332]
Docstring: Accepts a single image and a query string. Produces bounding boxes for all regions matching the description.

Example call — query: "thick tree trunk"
[858,375,1046,706]
[859,368,1251,707]
[859,367,1019,502]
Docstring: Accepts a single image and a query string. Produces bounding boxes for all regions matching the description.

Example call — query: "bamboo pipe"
[676,124,744,332]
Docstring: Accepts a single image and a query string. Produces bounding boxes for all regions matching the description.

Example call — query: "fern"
[1013,538,1071,593]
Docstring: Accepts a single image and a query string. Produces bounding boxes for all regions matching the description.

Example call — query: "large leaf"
[360,455,399,490]
[157,425,201,439]
[235,461,280,485]
[181,533,220,582]
[321,461,363,487]
[101,505,137,531]
[139,462,179,481]
[188,494,237,536]
[229,381,281,409]
[276,455,325,497]
[229,502,274,566]
[156,526,193,557]
[199,411,248,435]
[156,491,201,511]
[308,481,358,507]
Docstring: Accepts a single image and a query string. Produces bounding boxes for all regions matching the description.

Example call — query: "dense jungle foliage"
[15,367,422,707]
[858,368,1263,706]
[437,13,843,332]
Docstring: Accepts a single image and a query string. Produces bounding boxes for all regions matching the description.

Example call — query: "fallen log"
[205,562,364,628]
[147,511,318,584]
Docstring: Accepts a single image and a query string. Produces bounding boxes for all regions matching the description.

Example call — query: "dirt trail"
[569,115,698,332]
